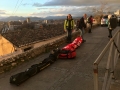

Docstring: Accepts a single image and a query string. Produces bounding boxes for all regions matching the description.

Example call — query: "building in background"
[8,21,22,30]
[27,18,31,23]
[0,35,15,56]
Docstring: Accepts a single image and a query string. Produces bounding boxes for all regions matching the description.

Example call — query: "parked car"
[101,15,108,26]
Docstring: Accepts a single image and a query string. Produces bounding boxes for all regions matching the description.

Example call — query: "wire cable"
[12,0,23,16]
[11,0,20,16]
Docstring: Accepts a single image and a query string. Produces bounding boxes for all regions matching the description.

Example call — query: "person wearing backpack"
[64,14,75,43]
[87,15,93,33]
[76,13,87,43]
[107,14,117,39]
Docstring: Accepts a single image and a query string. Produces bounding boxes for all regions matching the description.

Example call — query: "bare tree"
[90,1,112,24]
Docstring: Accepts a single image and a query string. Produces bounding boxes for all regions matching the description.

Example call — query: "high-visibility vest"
[64,19,74,30]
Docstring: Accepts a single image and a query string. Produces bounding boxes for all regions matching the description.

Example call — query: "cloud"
[29,6,91,17]
[24,0,120,17]
[33,0,97,7]
[31,0,120,15]
[0,10,6,14]
[43,0,98,6]
[32,0,120,7]
[33,3,43,7]
[22,3,31,6]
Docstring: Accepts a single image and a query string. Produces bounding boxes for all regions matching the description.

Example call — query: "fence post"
[93,63,99,90]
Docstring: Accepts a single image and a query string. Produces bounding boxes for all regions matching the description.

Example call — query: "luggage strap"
[59,50,75,58]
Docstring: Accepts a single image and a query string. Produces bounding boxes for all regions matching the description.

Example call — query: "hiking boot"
[108,35,112,38]
[66,41,72,43]
[88,31,92,33]
[82,40,86,43]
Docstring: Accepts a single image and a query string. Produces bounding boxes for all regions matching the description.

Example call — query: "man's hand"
[72,29,75,32]
[64,30,67,32]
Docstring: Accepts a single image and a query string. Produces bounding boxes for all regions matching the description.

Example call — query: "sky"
[0,0,120,18]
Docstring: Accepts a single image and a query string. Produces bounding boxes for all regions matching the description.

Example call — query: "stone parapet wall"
[0,31,80,74]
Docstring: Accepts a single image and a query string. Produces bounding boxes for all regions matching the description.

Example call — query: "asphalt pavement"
[0,26,120,90]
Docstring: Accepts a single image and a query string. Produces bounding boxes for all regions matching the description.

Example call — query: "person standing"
[118,17,120,26]
[64,14,75,43]
[77,13,87,42]
[107,14,117,39]
[87,15,93,33]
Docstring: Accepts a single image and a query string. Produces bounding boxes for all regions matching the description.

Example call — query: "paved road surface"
[0,26,120,90]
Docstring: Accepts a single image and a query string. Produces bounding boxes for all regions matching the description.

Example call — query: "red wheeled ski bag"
[72,36,83,48]
[59,43,76,59]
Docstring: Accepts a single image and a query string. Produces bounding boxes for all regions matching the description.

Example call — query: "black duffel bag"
[25,64,39,77]
[10,64,39,86]
[10,72,29,86]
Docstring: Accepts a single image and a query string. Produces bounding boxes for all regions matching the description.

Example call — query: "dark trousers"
[67,29,72,42]
[119,20,120,26]
[79,27,85,40]
[108,29,112,38]
[88,23,92,33]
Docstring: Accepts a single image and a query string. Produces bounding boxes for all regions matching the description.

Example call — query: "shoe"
[108,36,112,38]
[89,32,92,33]
[66,41,72,43]
[82,40,86,43]
[88,29,92,33]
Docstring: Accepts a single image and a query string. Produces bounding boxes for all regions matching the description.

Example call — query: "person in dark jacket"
[64,14,75,43]
[107,14,117,39]
[87,15,93,33]
[118,17,120,26]
[77,14,87,42]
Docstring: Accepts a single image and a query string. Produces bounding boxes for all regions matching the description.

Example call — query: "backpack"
[109,16,117,29]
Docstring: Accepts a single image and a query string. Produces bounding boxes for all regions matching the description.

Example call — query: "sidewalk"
[0,26,119,90]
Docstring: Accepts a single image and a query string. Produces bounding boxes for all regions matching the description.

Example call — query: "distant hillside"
[0,16,68,22]
[0,16,43,21]
[45,16,66,20]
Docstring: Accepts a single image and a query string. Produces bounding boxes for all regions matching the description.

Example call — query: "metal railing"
[93,29,120,90]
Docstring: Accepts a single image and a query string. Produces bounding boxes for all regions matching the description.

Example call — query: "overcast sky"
[0,0,120,18]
